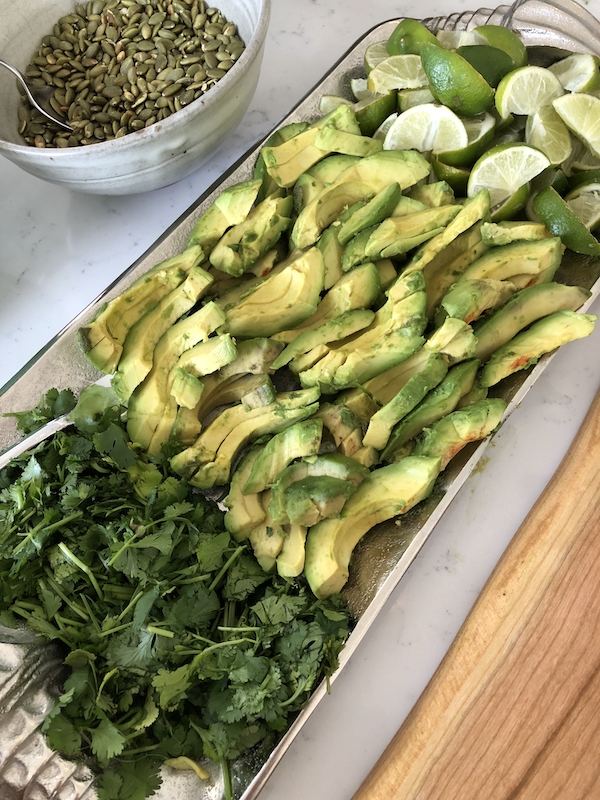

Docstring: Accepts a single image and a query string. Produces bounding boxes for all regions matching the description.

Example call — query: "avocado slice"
[254,121,310,201]
[381,359,480,462]
[170,389,319,477]
[111,265,214,403]
[126,301,226,450]
[289,344,331,375]
[224,445,267,541]
[243,418,324,494]
[187,178,263,255]
[363,353,449,450]
[276,524,308,579]
[435,278,517,326]
[208,194,294,277]
[268,452,369,524]
[315,124,384,157]
[474,282,592,362]
[351,445,379,468]
[479,310,597,387]
[364,205,462,259]
[222,247,325,338]
[456,382,488,409]
[304,455,441,598]
[170,368,204,410]
[79,245,202,374]
[293,172,326,213]
[262,104,361,188]
[314,402,364,453]
[414,397,507,469]
[282,476,358,527]
[409,180,455,207]
[248,491,285,572]
[480,220,550,246]
[374,258,398,291]
[273,261,381,344]
[425,318,477,363]
[307,153,361,184]
[337,182,403,246]
[271,309,375,370]
[458,236,564,285]
[241,376,277,410]
[316,226,345,290]
[341,224,381,272]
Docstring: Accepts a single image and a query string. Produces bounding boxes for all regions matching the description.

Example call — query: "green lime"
[355,90,398,137]
[525,104,572,167]
[437,112,496,167]
[456,44,515,88]
[318,95,354,115]
[468,142,550,209]
[383,103,468,153]
[533,186,600,255]
[525,168,569,222]
[420,42,494,117]
[565,183,600,230]
[568,168,600,189]
[548,53,600,93]
[372,112,399,141]
[397,87,435,112]
[386,18,440,56]
[552,93,600,159]
[490,182,530,221]
[495,66,564,118]
[364,41,390,75]
[367,54,429,93]
[472,25,528,69]
[431,156,470,196]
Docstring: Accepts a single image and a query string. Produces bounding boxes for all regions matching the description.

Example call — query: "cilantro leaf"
[90,717,126,763]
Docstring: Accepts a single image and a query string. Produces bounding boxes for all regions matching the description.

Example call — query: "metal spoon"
[0,58,73,132]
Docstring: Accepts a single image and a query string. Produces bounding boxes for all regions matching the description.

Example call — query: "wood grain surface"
[352,387,600,800]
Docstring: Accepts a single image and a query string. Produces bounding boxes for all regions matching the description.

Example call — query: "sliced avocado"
[409,180,455,207]
[391,195,430,217]
[111,265,213,403]
[474,282,592,362]
[404,189,490,276]
[262,104,361,188]
[222,247,325,338]
[337,182,403,245]
[248,491,285,572]
[317,226,345,289]
[361,347,432,405]
[126,301,226,450]
[243,418,324,494]
[289,344,331,375]
[271,309,375,370]
[277,524,308,579]
[456,381,488,409]
[381,359,480,461]
[480,310,597,387]
[292,181,377,250]
[79,246,202,374]
[224,445,266,541]
[304,455,442,598]
[314,402,364,451]
[170,387,320,479]
[341,224,381,272]
[315,124,384,157]
[209,194,294,277]
[374,258,397,291]
[364,205,462,259]
[363,353,449,450]
[293,173,325,213]
[436,278,517,326]
[187,178,262,254]
[307,153,361,184]
[170,368,204,410]
[480,220,550,246]
[458,236,564,285]
[254,122,310,201]
[414,397,506,469]
[273,261,381,344]
[214,247,301,310]
[425,318,477,363]
[268,452,369,524]
[350,445,379,468]
[249,242,288,278]
[241,376,277,410]
[282,476,358,526]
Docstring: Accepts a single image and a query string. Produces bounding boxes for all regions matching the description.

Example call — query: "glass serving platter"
[1,0,600,798]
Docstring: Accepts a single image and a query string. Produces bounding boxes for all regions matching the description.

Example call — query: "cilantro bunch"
[0,391,352,800]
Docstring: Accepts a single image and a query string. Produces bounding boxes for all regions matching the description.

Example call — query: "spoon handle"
[0,58,73,132]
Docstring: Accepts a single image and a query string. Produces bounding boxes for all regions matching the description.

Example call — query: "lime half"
[525,104,572,167]
[548,53,600,93]
[496,66,564,118]
[367,54,428,93]
[383,103,468,154]
[468,142,550,209]
[552,93,600,159]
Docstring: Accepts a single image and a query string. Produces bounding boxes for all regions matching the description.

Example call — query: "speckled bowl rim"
[0,0,271,157]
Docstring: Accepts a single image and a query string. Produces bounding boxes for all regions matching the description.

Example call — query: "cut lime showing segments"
[495,66,564,118]
[438,112,496,167]
[398,87,435,112]
[355,91,398,137]
[367,54,428,93]
[525,104,572,167]
[565,183,600,230]
[383,103,468,154]
[364,41,390,75]
[533,186,600,255]
[431,156,470,196]
[420,42,494,117]
[552,92,600,159]
[467,142,550,209]
[490,182,530,222]
[548,53,600,93]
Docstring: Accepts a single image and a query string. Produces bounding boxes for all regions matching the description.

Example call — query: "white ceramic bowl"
[0,0,270,194]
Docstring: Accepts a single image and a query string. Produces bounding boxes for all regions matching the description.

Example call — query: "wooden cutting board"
[352,386,600,800]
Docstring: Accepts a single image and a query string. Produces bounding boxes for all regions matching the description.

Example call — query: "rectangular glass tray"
[1,1,600,798]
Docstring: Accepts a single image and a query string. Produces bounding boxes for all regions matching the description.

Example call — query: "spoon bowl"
[0,58,73,132]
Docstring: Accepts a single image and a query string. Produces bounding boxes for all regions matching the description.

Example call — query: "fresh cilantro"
[4,388,76,433]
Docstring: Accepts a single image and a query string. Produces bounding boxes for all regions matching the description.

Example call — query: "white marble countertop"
[1,1,600,798]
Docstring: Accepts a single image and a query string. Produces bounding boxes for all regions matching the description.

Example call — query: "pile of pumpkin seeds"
[19,0,246,147]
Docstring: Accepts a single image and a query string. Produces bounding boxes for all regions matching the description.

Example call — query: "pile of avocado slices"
[78,101,596,600]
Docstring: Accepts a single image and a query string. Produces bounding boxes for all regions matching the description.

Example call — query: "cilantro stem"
[43,569,89,621]
[146,625,174,638]
[217,625,260,632]
[97,621,133,638]
[208,545,244,592]
[106,527,146,568]
[189,637,255,662]
[174,574,212,586]
[12,511,83,556]
[279,678,310,708]
[80,594,102,635]
[221,758,233,800]
[57,542,104,599]
[121,743,162,756]
[116,589,144,622]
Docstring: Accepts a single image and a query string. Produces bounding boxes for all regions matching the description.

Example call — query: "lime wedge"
[565,183,600,230]
[525,104,572,167]
[355,91,398,137]
[552,92,600,158]
[420,42,494,117]
[398,87,435,112]
[431,156,470,196]
[467,142,550,209]
[318,95,354,115]
[367,54,429,93]
[457,44,515,87]
[472,25,528,69]
[372,112,399,140]
[437,112,496,167]
[435,30,479,49]
[548,53,600,93]
[533,185,600,254]
[495,66,564,118]
[386,18,440,56]
[364,41,390,75]
[383,103,468,154]
[350,78,371,101]
[489,182,530,222]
